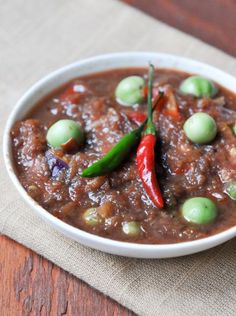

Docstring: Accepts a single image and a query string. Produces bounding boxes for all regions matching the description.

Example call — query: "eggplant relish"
[11,65,236,244]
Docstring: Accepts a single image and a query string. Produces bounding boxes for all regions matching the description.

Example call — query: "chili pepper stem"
[145,119,156,135]
[147,63,154,121]
[136,91,164,134]
[145,63,156,136]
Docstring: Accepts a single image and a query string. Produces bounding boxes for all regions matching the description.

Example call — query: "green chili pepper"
[81,91,163,178]
[81,127,142,177]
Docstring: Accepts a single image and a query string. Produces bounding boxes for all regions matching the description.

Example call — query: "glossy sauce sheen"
[11,68,236,243]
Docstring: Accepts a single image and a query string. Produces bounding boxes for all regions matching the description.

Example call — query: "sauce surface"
[11,68,236,243]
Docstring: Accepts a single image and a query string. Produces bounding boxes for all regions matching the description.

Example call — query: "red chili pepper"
[60,86,81,103]
[126,111,147,125]
[153,86,181,121]
[126,94,166,126]
[143,85,148,99]
[137,64,164,209]
[137,134,164,208]
[164,87,181,121]
[153,92,166,114]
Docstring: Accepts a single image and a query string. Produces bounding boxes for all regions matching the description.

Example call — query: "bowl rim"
[3,51,236,257]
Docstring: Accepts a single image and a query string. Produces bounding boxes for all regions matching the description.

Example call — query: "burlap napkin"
[1,1,236,315]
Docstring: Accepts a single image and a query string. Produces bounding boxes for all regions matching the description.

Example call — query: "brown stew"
[11,68,236,243]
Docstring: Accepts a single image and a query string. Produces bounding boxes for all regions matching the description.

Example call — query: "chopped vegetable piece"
[97,201,113,218]
[59,84,85,103]
[225,181,236,200]
[183,112,217,144]
[45,150,68,177]
[162,85,181,121]
[182,197,217,225]
[126,111,147,125]
[137,64,164,208]
[180,75,217,98]
[46,119,84,150]
[115,76,145,106]
[232,123,236,135]
[126,89,166,125]
[61,137,81,152]
[83,208,102,226]
[122,221,141,236]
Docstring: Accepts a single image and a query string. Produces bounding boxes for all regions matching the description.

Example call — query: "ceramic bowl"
[3,52,236,258]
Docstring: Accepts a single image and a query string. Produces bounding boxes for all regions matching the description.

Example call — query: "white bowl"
[3,52,236,258]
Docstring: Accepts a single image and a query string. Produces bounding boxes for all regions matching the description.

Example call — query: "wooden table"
[123,0,236,57]
[1,1,236,315]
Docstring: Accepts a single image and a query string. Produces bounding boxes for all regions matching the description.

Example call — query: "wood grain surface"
[1,1,235,315]
[0,236,133,316]
[122,0,236,57]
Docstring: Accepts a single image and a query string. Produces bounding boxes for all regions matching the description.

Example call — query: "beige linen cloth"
[1,1,236,315]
